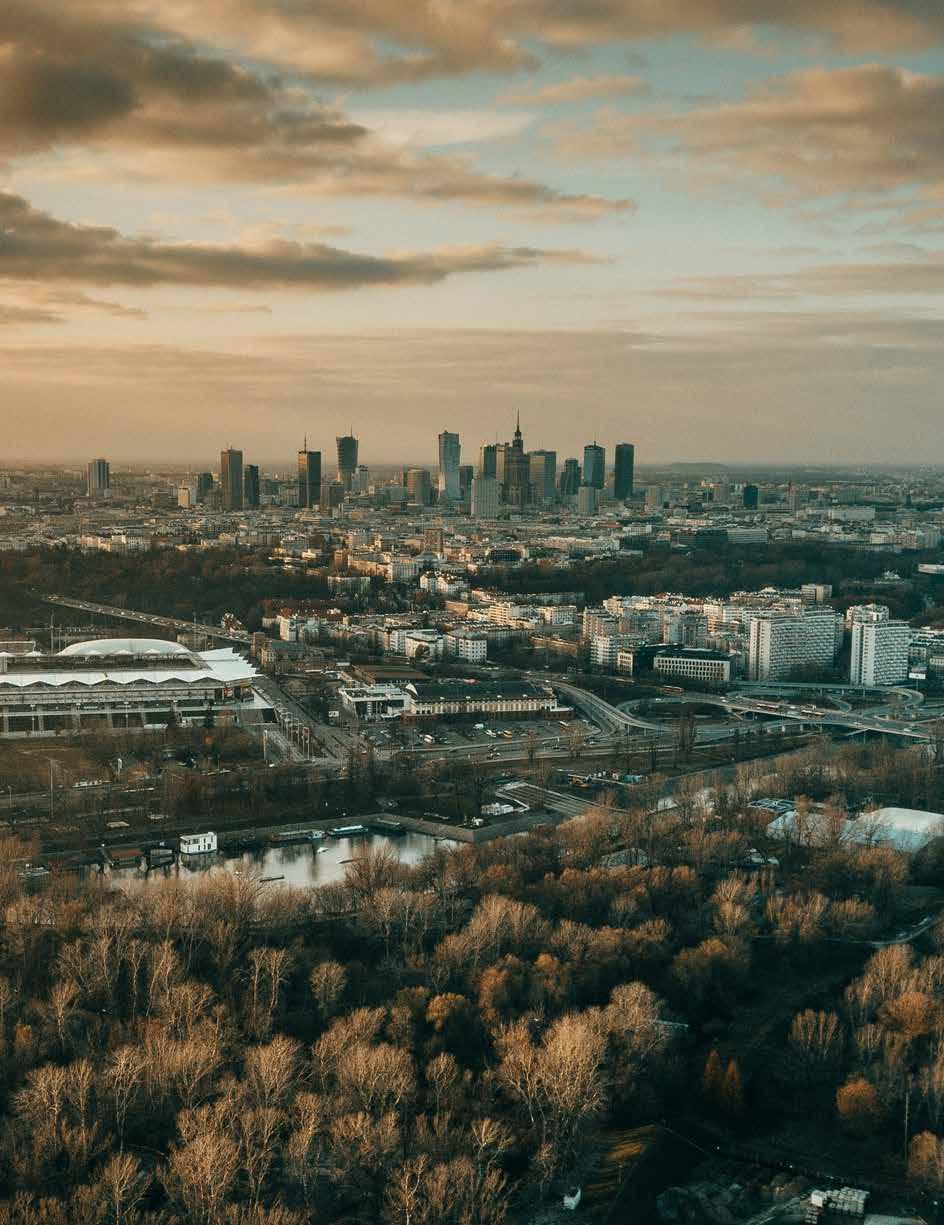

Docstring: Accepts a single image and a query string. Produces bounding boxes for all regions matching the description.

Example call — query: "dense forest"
[2,741,944,1220]
[481,541,941,615]
[0,548,332,632]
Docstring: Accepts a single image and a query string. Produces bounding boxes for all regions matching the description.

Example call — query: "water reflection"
[112,831,451,890]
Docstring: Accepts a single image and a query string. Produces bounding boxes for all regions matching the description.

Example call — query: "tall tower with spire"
[506,412,530,506]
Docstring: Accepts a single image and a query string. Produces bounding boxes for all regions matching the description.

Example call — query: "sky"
[3,0,944,466]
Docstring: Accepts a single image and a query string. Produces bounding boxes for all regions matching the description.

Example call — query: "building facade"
[614,443,635,499]
[220,448,243,511]
[437,431,461,501]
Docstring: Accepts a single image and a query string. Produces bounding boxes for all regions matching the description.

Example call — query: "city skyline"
[4,3,944,461]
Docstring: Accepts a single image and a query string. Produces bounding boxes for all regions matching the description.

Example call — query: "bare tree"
[99,1151,151,1225]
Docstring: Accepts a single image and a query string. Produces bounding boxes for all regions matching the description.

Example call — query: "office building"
[479,444,498,479]
[583,442,605,490]
[559,458,581,497]
[297,447,322,508]
[243,464,260,508]
[438,431,461,502]
[86,458,110,498]
[406,468,433,506]
[850,611,911,687]
[528,450,558,504]
[577,484,599,514]
[471,475,500,518]
[352,465,371,494]
[220,448,243,511]
[614,443,635,499]
[747,609,839,681]
[336,431,359,491]
[743,483,760,510]
[654,649,733,686]
[459,464,474,500]
[196,472,214,502]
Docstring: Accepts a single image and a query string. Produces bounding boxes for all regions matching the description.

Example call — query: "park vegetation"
[1,738,944,1218]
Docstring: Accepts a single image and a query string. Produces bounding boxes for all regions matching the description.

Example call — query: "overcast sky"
[3,0,944,465]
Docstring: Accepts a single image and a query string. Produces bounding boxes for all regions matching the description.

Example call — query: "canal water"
[110,831,450,890]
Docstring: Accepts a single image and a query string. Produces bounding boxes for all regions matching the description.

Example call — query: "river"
[108,831,450,890]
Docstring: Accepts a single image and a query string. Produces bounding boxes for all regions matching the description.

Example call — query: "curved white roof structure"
[58,638,191,657]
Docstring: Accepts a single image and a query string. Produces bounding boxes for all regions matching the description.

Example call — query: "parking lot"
[359,716,601,754]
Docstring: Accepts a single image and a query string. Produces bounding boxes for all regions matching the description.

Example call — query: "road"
[43,595,251,644]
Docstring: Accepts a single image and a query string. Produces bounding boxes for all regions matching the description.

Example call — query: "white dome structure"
[58,638,191,657]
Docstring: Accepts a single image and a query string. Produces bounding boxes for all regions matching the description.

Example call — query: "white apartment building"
[404,630,445,661]
[444,632,488,662]
[850,619,911,686]
[747,609,839,681]
[591,634,640,669]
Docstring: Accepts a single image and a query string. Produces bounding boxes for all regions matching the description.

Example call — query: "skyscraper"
[86,458,110,498]
[504,414,530,507]
[336,431,358,491]
[220,448,243,511]
[471,475,499,518]
[459,464,474,501]
[243,463,260,508]
[743,483,760,510]
[583,442,605,490]
[559,458,581,497]
[438,430,461,502]
[196,472,214,502]
[528,450,557,504]
[297,445,322,508]
[479,444,497,479]
[614,443,635,499]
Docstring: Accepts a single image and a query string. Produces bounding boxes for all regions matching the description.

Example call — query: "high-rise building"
[504,414,530,507]
[352,465,371,494]
[743,483,760,510]
[406,468,433,506]
[528,450,557,504]
[614,443,635,499]
[471,475,499,518]
[336,431,359,491]
[559,458,581,497]
[479,444,498,479]
[747,609,839,681]
[437,431,461,502]
[459,465,474,501]
[297,447,322,508]
[583,442,605,490]
[220,448,243,511]
[850,614,911,686]
[196,472,214,502]
[86,458,110,498]
[243,464,260,508]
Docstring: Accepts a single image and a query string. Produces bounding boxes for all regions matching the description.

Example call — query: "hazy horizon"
[4,3,944,461]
